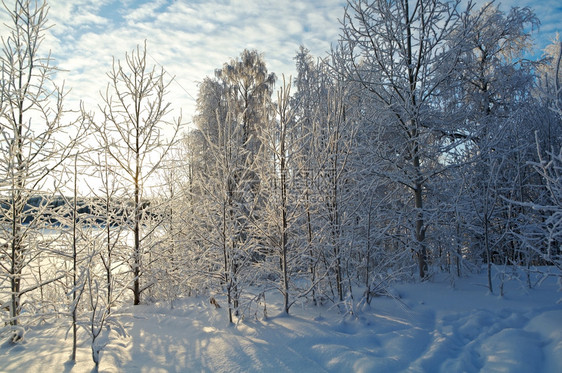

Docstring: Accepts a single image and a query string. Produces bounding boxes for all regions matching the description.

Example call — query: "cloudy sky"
[1,0,561,127]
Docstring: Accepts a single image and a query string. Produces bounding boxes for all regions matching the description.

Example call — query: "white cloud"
[1,0,558,128]
[40,0,346,125]
[124,0,168,23]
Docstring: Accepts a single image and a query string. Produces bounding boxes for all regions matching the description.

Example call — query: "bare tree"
[0,0,79,341]
[256,75,301,313]
[189,105,258,323]
[337,0,470,279]
[528,40,562,289]
[86,148,128,314]
[97,42,181,305]
[188,51,275,321]
[450,2,539,292]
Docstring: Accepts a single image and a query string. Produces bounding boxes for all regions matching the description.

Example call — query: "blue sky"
[1,0,560,124]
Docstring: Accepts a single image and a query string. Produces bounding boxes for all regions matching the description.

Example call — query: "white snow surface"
[1,269,561,373]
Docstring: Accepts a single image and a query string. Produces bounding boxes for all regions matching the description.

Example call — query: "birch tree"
[0,0,79,341]
[97,42,181,305]
[56,154,88,362]
[256,75,314,313]
[190,100,258,323]
[291,48,327,305]
[337,0,469,279]
[292,49,366,305]
[215,49,276,159]
[188,51,275,320]
[86,148,129,314]
[529,39,562,282]
[450,2,539,291]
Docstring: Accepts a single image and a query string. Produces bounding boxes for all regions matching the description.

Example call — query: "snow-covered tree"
[215,49,276,158]
[145,150,193,308]
[290,47,328,305]
[447,2,540,291]
[85,147,129,313]
[96,42,181,305]
[337,0,469,279]
[292,48,367,306]
[187,50,276,321]
[529,39,562,282]
[0,0,81,341]
[189,105,259,322]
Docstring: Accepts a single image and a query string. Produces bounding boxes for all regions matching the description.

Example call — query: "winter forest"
[1,0,562,371]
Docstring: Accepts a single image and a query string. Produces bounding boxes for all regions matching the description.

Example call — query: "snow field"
[1,269,560,372]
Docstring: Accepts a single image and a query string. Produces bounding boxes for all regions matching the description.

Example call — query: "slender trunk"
[133,139,141,305]
[71,155,78,362]
[106,207,112,312]
[103,155,113,313]
[281,142,289,314]
[305,189,317,306]
[132,80,143,306]
[133,183,141,305]
[330,187,343,302]
[405,1,427,280]
[10,221,21,328]
[332,218,343,302]
[485,213,493,293]
[330,116,343,302]
[413,151,427,279]
[10,104,25,331]
[365,197,373,304]
[223,201,233,324]
[456,220,461,277]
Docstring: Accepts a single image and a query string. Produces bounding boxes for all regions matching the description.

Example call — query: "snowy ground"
[1,268,561,373]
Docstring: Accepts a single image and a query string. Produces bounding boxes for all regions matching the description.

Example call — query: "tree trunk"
[414,156,427,280]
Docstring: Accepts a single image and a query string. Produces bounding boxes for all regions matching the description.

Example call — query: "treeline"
[0,195,154,225]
